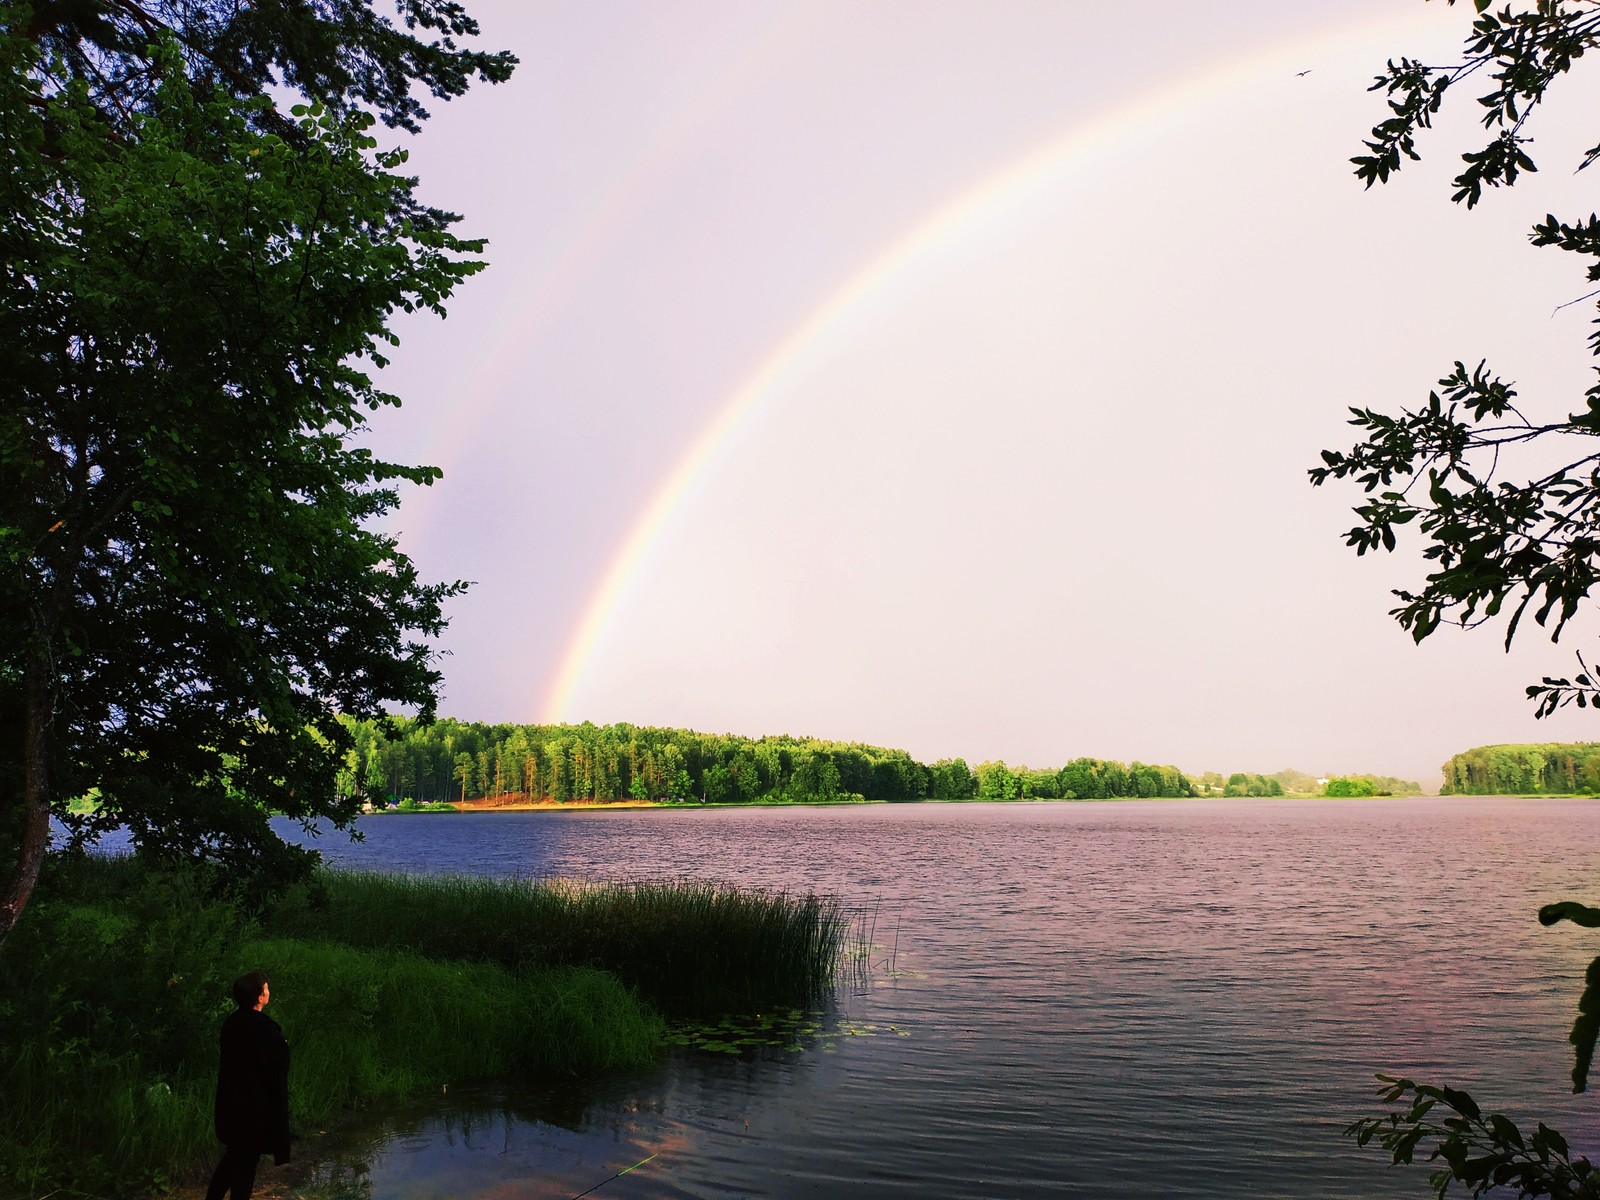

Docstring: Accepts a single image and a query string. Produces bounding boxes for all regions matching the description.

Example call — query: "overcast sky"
[363,1,1600,788]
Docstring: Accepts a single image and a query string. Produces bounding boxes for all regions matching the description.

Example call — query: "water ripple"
[290,797,1600,1199]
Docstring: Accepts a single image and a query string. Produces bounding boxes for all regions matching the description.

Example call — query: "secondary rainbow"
[539,10,1446,722]
[394,8,812,545]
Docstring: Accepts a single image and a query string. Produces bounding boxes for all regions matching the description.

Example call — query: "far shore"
[362,793,1506,815]
[424,796,890,813]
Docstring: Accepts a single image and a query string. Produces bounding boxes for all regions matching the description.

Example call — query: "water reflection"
[294,991,903,1200]
[308,1044,842,1198]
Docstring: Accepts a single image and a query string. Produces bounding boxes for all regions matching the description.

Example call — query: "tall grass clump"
[552,878,852,1014]
[243,939,660,1120]
[266,870,854,1015]
[0,855,660,1196]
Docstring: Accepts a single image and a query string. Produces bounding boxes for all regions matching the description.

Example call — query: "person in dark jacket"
[204,971,291,1200]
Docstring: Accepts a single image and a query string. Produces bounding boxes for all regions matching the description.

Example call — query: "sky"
[362,1,1600,788]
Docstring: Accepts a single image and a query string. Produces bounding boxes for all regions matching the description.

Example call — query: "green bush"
[1324,776,1377,798]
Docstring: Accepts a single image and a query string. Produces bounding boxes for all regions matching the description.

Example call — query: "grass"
[0,854,853,1197]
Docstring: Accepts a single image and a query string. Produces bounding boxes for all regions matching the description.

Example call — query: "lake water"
[277,798,1600,1199]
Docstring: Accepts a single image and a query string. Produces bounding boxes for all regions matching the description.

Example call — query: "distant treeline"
[1441,743,1600,795]
[1191,772,1287,797]
[1192,769,1421,797]
[336,718,1200,805]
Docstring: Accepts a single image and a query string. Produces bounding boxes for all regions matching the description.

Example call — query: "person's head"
[231,971,270,1011]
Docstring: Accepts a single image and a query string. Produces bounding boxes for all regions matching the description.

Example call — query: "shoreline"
[5,860,840,1197]
[372,793,1479,815]
[437,797,888,813]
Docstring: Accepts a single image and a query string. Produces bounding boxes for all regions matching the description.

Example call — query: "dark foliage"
[19,0,517,135]
[1,2,512,940]
[1312,0,1600,717]
[1330,8,1600,1194]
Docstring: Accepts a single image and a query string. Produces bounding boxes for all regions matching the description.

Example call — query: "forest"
[1439,743,1600,796]
[335,717,1202,806]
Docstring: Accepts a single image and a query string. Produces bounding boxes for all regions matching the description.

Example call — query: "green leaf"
[1441,1086,1480,1121]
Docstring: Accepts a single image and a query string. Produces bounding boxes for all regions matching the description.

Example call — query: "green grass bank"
[0,855,851,1197]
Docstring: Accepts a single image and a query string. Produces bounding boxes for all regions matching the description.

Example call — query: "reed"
[266,869,856,1015]
[246,938,662,1117]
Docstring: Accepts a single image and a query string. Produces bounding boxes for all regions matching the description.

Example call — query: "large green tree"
[0,2,513,943]
[1318,3,1600,1195]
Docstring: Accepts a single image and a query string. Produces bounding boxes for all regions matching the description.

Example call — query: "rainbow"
[537,9,1447,722]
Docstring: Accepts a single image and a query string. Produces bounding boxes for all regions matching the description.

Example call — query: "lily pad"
[667,1008,908,1056]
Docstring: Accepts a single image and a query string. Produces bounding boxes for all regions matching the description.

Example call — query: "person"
[204,971,291,1200]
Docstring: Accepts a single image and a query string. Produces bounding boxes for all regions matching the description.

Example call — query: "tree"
[974,760,1021,801]
[22,0,514,137]
[730,749,763,800]
[1319,4,1600,1193]
[1,3,514,943]
[668,768,694,803]
[702,763,735,805]
[364,744,387,800]
[1322,776,1376,798]
[1311,0,1600,718]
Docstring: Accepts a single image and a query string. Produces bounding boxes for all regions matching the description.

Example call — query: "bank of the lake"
[367,797,898,818]
[0,857,848,1197]
[384,790,1442,816]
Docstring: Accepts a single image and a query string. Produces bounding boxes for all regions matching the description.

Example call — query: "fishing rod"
[568,1152,658,1200]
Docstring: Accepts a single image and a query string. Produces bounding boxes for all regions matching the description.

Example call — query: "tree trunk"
[0,651,53,947]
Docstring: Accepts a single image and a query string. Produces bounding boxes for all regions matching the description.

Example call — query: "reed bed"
[0,856,857,1195]
[266,869,856,1016]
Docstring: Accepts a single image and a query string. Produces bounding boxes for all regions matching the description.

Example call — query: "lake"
[278,797,1600,1199]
